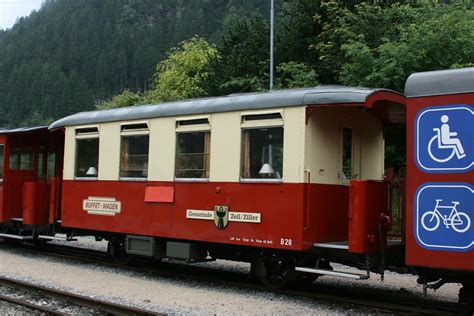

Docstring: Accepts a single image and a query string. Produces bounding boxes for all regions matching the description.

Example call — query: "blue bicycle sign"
[421,199,470,233]
[415,183,473,252]
[415,105,473,173]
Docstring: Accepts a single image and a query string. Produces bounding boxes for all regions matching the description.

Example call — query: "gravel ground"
[0,284,98,315]
[0,237,461,314]
[0,300,41,315]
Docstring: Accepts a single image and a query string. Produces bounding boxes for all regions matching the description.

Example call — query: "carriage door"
[341,127,353,184]
[0,142,4,217]
[339,118,360,185]
[38,145,62,223]
[38,146,57,181]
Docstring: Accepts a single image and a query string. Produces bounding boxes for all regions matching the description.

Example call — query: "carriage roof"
[0,126,48,135]
[405,67,474,98]
[49,85,401,129]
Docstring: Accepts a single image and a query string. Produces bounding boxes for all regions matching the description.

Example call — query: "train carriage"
[0,68,472,301]
[404,68,474,297]
[44,86,405,285]
[0,127,63,232]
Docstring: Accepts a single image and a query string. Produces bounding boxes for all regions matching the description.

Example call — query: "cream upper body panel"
[99,123,120,180]
[148,117,175,181]
[282,107,306,183]
[360,110,384,180]
[304,107,384,185]
[63,126,76,180]
[63,107,306,183]
[209,111,241,182]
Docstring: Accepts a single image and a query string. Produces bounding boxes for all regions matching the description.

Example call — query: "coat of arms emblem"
[214,205,229,229]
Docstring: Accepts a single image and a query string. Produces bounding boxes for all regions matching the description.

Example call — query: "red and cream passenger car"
[0,70,472,299]
[44,86,404,284]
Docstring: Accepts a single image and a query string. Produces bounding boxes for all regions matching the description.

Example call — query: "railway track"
[0,276,160,315]
[1,242,472,315]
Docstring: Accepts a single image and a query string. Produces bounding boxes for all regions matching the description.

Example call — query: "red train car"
[404,68,473,297]
[0,68,472,301]
[0,127,63,232]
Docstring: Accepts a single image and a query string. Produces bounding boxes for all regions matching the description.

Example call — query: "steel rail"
[274,286,469,316]
[0,293,66,315]
[0,276,161,316]
[1,242,471,315]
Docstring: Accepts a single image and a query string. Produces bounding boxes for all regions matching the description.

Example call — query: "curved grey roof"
[49,85,399,129]
[0,126,48,134]
[405,67,474,98]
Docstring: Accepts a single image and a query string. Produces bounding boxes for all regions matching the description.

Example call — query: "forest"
[0,0,472,134]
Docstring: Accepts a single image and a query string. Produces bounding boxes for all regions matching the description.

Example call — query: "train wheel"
[107,238,131,266]
[255,255,295,289]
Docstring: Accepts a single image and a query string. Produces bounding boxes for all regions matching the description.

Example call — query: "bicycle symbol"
[427,115,466,163]
[421,199,471,233]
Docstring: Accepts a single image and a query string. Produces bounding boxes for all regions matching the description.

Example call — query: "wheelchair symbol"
[415,105,473,173]
[427,115,466,163]
[421,199,471,233]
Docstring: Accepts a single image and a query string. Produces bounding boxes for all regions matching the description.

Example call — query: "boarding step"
[38,235,77,241]
[10,218,23,222]
[0,233,33,240]
[295,267,369,280]
[313,241,349,250]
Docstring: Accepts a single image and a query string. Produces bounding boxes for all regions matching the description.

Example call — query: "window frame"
[0,144,4,181]
[74,125,100,180]
[239,111,284,183]
[340,125,356,185]
[175,116,211,182]
[119,121,150,181]
[8,147,35,172]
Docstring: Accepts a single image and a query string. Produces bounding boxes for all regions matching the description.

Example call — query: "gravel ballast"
[0,300,42,315]
[0,237,461,314]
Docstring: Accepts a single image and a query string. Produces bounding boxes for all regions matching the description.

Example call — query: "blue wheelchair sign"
[415,183,473,252]
[415,104,473,173]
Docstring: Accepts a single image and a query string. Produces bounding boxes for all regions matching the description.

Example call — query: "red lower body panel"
[302,183,349,249]
[61,180,351,251]
[23,182,50,225]
[62,181,306,250]
[348,180,389,253]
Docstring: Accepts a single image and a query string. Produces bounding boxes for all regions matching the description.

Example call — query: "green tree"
[21,111,53,126]
[147,36,219,102]
[204,14,270,95]
[275,61,319,88]
[340,2,474,91]
[313,1,474,90]
[96,89,141,110]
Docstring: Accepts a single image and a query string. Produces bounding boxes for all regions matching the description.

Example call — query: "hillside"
[0,0,269,126]
[0,0,471,133]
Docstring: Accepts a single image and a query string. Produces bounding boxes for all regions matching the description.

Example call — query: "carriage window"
[75,138,99,178]
[120,123,149,179]
[38,149,45,178]
[241,127,283,179]
[342,127,353,180]
[242,113,282,122]
[47,149,57,178]
[9,148,34,170]
[39,148,57,179]
[175,131,210,179]
[75,127,99,178]
[0,145,4,180]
